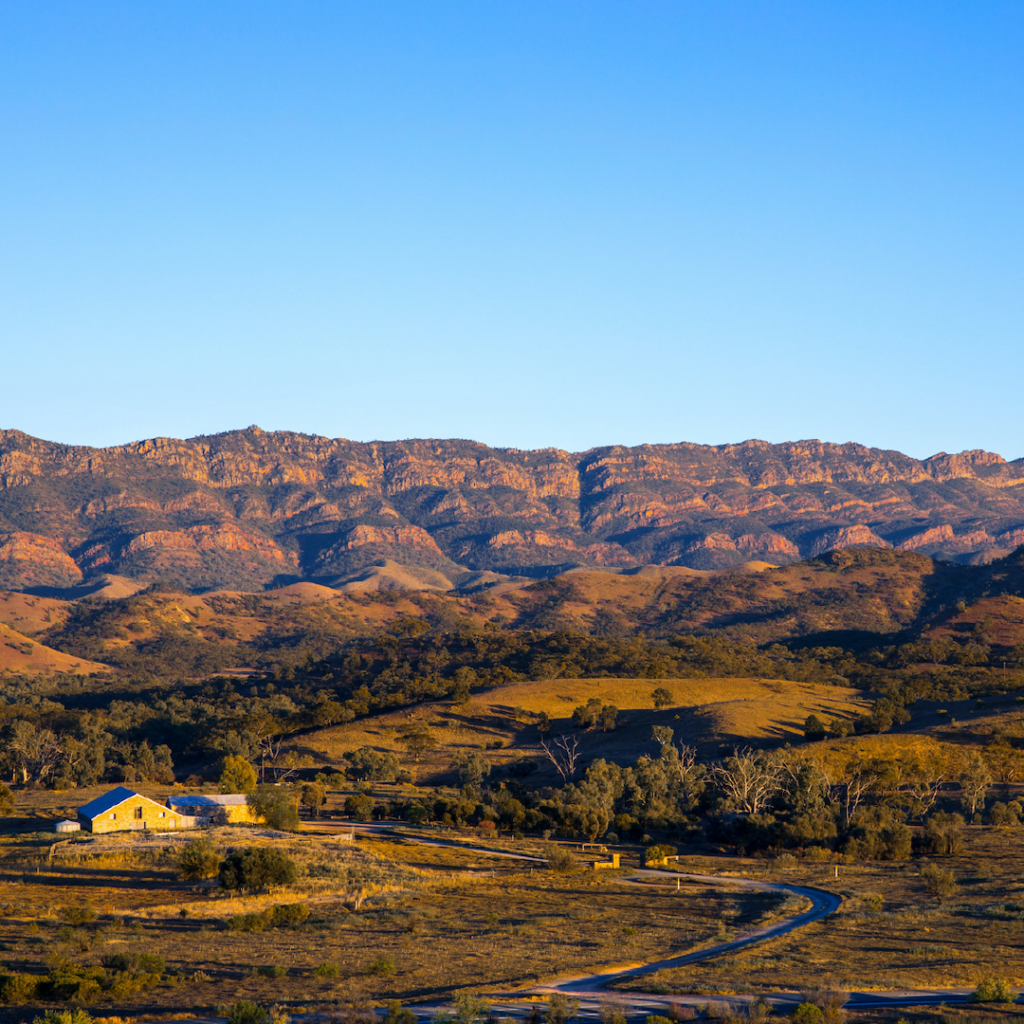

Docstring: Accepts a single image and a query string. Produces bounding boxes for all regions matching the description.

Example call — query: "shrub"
[313,963,339,978]
[920,863,959,902]
[31,1013,94,1024]
[0,972,40,1004]
[255,966,288,978]
[791,1005,824,1024]
[269,903,309,928]
[228,903,309,932]
[59,906,97,926]
[227,1001,271,1024]
[219,847,297,893]
[969,978,1019,1003]
[228,912,268,933]
[547,845,578,873]
[179,836,222,881]
[366,956,395,976]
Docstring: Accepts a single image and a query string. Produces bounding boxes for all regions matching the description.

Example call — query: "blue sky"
[2,2,1022,459]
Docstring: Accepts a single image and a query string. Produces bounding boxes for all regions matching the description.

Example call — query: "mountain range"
[1,427,1022,593]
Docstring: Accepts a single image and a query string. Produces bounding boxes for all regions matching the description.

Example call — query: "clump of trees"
[218,847,297,893]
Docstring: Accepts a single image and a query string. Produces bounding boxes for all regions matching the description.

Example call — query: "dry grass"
[616,828,1024,996]
[297,676,869,780]
[0,826,781,1019]
[0,620,108,674]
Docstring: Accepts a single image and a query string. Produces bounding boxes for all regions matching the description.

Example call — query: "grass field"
[616,828,1024,997]
[0,826,784,1020]
[297,676,870,782]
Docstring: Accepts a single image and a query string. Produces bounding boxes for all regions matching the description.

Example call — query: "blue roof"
[168,794,247,808]
[77,787,141,819]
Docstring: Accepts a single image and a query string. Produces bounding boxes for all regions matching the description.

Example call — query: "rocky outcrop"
[0,532,84,590]
[0,428,1021,589]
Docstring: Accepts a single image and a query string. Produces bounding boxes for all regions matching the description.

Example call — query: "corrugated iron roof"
[167,794,249,808]
[77,786,140,819]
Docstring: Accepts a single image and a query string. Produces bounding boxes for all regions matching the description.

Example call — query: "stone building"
[166,793,255,826]
[77,787,191,834]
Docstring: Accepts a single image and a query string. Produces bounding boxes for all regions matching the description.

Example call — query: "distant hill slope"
[1,427,1023,590]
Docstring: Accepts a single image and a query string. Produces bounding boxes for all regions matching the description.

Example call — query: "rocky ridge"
[1,428,1022,591]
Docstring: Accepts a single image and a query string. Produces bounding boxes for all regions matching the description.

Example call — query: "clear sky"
[2,2,1022,460]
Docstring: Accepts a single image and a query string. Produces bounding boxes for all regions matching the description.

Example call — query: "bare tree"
[711,747,784,814]
[540,735,581,782]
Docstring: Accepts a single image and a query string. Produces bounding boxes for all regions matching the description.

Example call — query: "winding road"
[336,825,987,1019]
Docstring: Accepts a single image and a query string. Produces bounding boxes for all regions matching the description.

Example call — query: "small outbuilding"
[77,787,190,834]
[166,793,255,826]
[54,819,81,833]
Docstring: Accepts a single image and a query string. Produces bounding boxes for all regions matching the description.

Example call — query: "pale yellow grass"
[299,676,869,776]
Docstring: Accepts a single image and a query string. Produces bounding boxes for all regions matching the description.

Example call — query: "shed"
[55,819,81,833]
[77,787,191,834]
[166,793,255,826]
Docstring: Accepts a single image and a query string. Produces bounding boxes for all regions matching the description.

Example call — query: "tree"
[219,847,297,893]
[540,735,582,783]
[247,785,300,830]
[220,754,258,794]
[6,721,62,785]
[299,782,326,817]
[652,687,673,710]
[451,751,491,789]
[958,751,992,816]
[563,759,623,841]
[178,836,222,881]
[925,812,965,855]
[804,714,827,741]
[600,705,619,732]
[711,748,784,814]
[0,783,14,817]
[536,711,552,736]
[573,698,604,729]
[651,725,674,749]
[397,724,437,761]
[344,793,375,820]
[345,747,400,782]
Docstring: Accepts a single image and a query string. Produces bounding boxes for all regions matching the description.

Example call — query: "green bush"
[227,1001,271,1024]
[547,845,578,873]
[255,966,288,978]
[270,903,309,928]
[969,978,1019,1003]
[228,912,269,933]
[219,847,297,893]
[0,972,40,1004]
[179,836,222,881]
[313,963,339,978]
[58,906,97,927]
[228,903,309,932]
[791,1005,824,1024]
[366,956,395,976]
[31,1012,94,1024]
